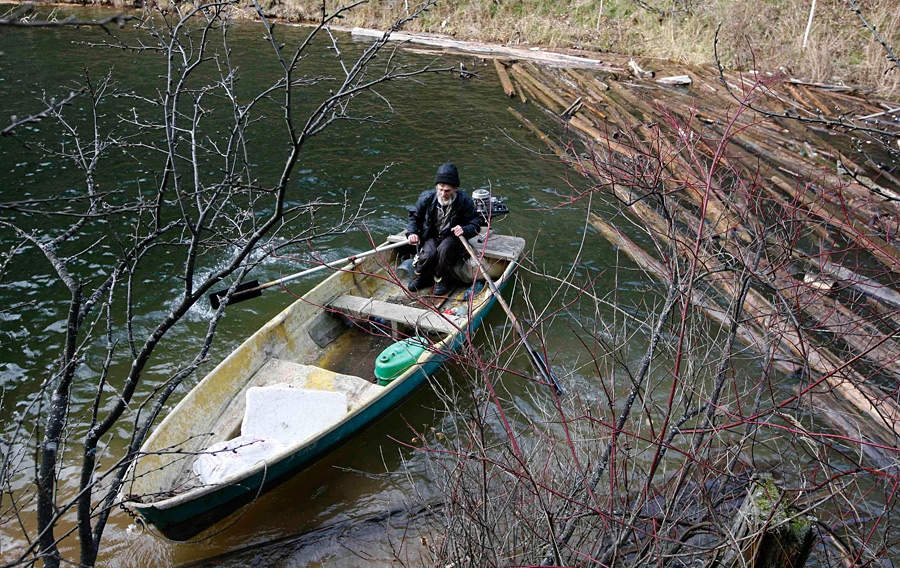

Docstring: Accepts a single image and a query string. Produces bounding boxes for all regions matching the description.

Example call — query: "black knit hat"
[434,162,460,187]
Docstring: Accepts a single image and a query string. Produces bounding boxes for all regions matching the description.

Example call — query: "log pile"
[495,57,900,470]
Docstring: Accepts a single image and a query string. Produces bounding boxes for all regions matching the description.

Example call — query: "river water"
[0,9,637,566]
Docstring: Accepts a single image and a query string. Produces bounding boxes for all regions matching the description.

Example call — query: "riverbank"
[20,1,899,95]
[195,1,900,96]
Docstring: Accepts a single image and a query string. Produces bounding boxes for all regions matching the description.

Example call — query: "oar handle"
[211,240,408,308]
[459,236,524,334]
[458,235,563,394]
[269,240,408,289]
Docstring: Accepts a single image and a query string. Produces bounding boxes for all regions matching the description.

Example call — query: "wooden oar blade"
[525,342,563,395]
[209,280,261,309]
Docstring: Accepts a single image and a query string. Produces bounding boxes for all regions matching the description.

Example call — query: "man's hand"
[451,225,464,237]
[408,233,420,245]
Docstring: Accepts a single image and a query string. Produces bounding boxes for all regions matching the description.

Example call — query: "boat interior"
[229,230,527,405]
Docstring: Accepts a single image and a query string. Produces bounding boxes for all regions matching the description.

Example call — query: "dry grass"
[248,0,898,96]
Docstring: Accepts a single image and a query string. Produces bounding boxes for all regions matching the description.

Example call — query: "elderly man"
[406,162,481,296]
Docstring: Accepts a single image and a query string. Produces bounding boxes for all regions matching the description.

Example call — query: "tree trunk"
[711,473,814,568]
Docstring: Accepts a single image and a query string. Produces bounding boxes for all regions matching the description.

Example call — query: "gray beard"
[437,194,455,206]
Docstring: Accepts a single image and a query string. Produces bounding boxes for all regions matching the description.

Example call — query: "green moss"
[747,474,815,567]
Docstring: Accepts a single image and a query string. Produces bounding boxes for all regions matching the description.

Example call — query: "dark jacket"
[406,189,481,241]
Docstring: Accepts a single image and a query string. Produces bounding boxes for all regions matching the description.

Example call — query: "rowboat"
[120,231,525,540]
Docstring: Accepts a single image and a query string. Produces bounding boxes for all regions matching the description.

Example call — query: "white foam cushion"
[192,436,284,485]
[241,385,348,446]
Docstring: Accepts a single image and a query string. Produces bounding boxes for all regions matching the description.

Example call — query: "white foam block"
[241,385,348,446]
[192,436,284,485]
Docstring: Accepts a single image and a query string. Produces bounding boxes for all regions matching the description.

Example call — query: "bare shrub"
[406,69,898,565]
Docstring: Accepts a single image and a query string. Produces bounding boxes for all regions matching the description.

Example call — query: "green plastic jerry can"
[375,337,428,385]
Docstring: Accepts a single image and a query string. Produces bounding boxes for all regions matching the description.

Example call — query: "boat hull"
[123,234,522,540]
[133,356,443,539]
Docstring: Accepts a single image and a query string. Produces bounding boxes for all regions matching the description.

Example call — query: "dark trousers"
[414,236,464,281]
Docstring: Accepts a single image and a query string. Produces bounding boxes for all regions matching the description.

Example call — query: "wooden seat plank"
[329,294,459,334]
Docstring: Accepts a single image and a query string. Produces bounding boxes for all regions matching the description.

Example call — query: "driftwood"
[509,63,563,112]
[818,260,900,309]
[510,63,571,112]
[656,74,692,86]
[493,59,516,98]
[506,106,568,160]
[589,213,801,378]
[501,48,900,468]
[772,175,900,275]
[560,96,582,118]
[349,27,627,70]
[565,68,609,94]
[628,58,655,79]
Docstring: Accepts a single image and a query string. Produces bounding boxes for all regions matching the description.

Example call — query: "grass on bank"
[68,0,899,95]
[245,0,898,96]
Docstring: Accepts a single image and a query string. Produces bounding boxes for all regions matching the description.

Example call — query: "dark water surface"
[0,10,642,566]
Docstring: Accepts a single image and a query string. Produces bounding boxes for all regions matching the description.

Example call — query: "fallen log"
[564,68,609,96]
[509,63,563,112]
[567,113,605,142]
[819,260,900,310]
[784,83,819,117]
[771,175,900,276]
[509,73,538,105]
[513,80,528,103]
[589,213,897,476]
[650,184,900,381]
[750,252,900,384]
[661,180,900,384]
[561,96,583,118]
[628,58,655,79]
[811,260,900,332]
[766,175,833,243]
[798,84,832,116]
[656,74,692,86]
[787,78,861,93]
[506,106,568,160]
[510,60,900,455]
[590,213,800,378]
[349,27,627,70]
[493,59,516,97]
[857,105,900,120]
[608,109,752,241]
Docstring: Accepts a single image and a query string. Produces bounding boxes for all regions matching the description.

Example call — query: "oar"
[209,240,408,309]
[458,235,563,395]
